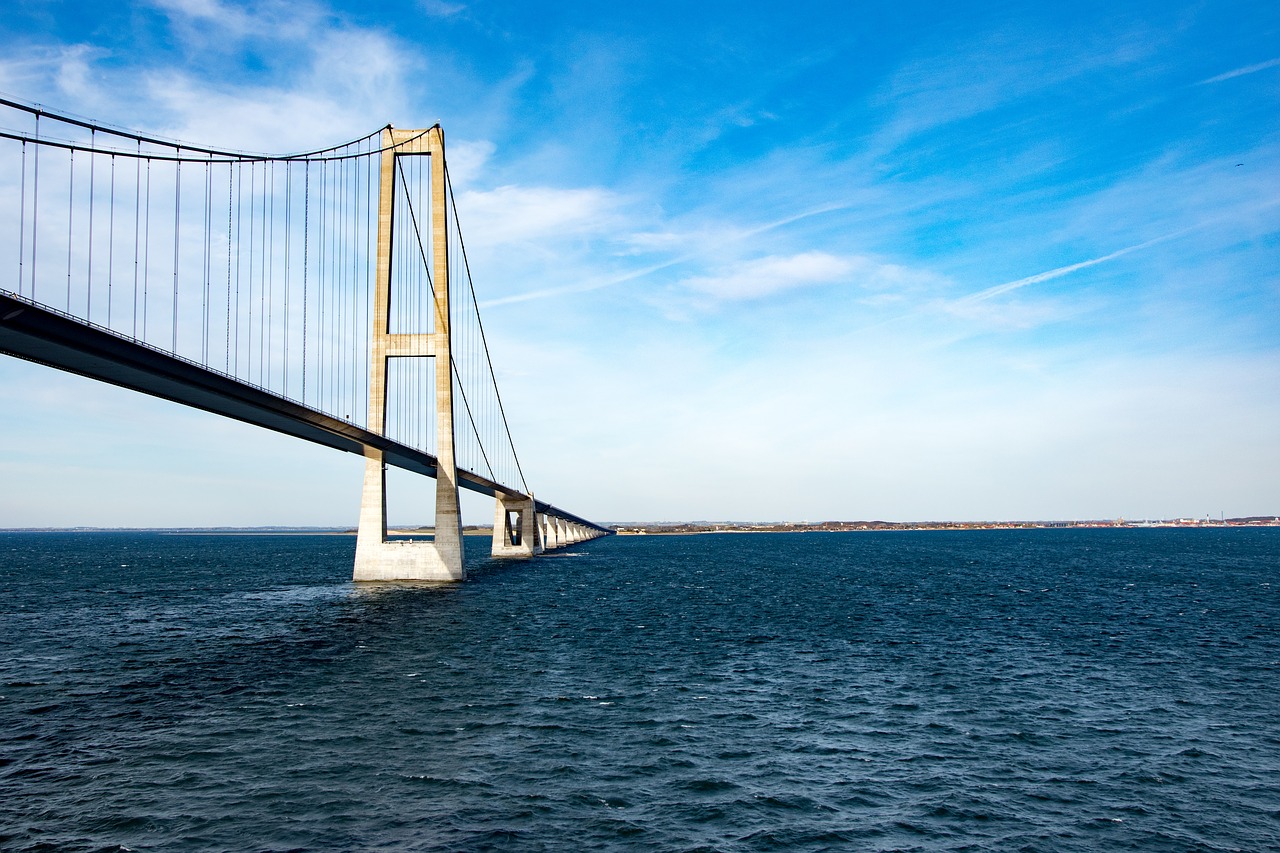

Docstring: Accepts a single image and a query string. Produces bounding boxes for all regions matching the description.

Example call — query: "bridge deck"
[0,292,602,531]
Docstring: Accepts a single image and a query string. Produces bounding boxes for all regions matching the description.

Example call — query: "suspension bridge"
[0,97,610,581]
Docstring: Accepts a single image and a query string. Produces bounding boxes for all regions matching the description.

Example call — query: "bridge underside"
[0,291,604,532]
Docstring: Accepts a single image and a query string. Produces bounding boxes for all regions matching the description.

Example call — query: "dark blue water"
[1,529,1277,852]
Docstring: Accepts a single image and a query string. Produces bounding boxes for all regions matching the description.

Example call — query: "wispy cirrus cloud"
[866,25,1159,154]
[420,0,466,17]
[147,0,324,42]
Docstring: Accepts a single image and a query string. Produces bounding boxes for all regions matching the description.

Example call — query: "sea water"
[1,529,1277,851]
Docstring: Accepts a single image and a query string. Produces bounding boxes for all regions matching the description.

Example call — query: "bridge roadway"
[0,290,606,534]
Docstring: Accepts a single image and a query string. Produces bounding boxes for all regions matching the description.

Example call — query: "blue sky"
[1,0,1277,525]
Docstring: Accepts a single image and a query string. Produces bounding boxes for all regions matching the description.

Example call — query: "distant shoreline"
[613,518,1280,535]
[2,518,1276,536]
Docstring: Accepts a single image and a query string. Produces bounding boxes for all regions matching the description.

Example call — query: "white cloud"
[474,198,869,308]
[680,252,947,303]
[144,76,390,153]
[681,252,853,300]
[442,139,495,188]
[0,45,107,109]
[454,184,625,247]
[0,5,418,155]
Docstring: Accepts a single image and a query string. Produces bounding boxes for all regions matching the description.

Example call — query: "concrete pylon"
[492,493,541,558]
[354,126,465,582]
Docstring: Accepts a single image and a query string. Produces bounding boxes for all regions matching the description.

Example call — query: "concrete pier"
[491,493,542,558]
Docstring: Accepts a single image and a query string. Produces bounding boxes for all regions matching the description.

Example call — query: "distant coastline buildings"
[611,517,1280,535]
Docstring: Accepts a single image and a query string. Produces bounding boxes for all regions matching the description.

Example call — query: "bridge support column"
[532,509,545,552]
[353,125,465,582]
[491,493,541,558]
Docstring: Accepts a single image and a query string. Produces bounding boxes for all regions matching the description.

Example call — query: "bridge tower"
[354,126,465,581]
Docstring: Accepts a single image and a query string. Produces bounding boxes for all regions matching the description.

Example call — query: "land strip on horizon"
[4,517,1278,535]
[611,517,1280,534]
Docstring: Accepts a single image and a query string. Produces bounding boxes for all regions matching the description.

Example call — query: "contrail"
[959,230,1189,304]
[1198,57,1280,85]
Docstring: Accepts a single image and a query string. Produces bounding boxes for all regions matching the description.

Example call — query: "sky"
[0,0,1277,526]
